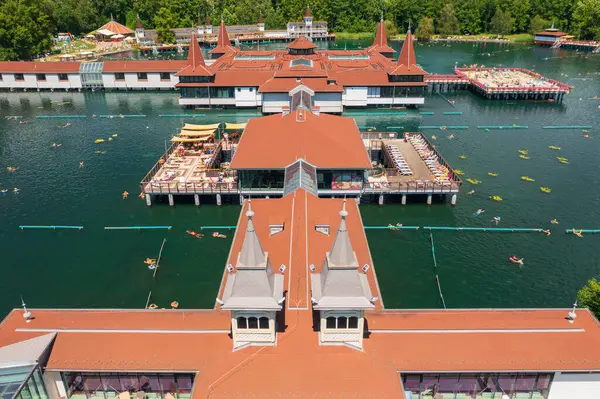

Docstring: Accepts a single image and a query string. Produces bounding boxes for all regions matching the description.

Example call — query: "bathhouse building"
[2,188,600,399]
[534,23,567,46]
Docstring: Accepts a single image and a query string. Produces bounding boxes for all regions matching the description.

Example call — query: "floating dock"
[423,226,544,232]
[19,225,83,230]
[543,126,592,129]
[478,126,529,130]
[36,115,87,119]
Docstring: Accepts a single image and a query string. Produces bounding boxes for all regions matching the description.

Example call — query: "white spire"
[21,296,32,322]
[238,200,266,268]
[328,199,357,268]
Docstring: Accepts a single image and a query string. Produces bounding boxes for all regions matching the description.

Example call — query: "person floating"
[79,161,85,168]
[212,232,227,239]
[467,189,475,195]
[492,216,501,225]
[551,219,559,225]
[509,256,524,266]
[187,230,204,239]
[572,229,583,238]
[0,189,8,193]
[170,301,179,309]
[474,209,485,216]
[122,191,129,200]
[147,263,157,270]
[12,188,19,193]
[148,303,158,309]
[144,258,156,265]
[541,229,551,236]
[448,134,455,139]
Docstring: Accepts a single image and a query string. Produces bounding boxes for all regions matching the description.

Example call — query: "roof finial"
[340,198,348,218]
[408,20,411,33]
[21,296,32,323]
[111,13,114,21]
[567,300,577,323]
[380,11,384,21]
[246,199,254,219]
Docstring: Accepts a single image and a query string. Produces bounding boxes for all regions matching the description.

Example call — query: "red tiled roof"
[205,15,211,26]
[98,19,133,35]
[229,112,372,169]
[258,77,343,92]
[136,15,143,30]
[0,61,80,74]
[536,31,567,37]
[177,33,212,77]
[390,30,426,76]
[305,6,312,18]
[287,36,317,50]
[102,60,187,73]
[209,20,237,55]
[368,19,396,54]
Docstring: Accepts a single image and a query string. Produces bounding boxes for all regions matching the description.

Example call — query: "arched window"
[348,316,359,329]
[338,316,348,329]
[259,316,269,329]
[237,316,247,329]
[248,317,258,329]
[326,317,336,329]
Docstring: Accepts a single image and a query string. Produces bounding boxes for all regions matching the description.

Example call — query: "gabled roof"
[389,28,426,76]
[287,36,317,50]
[229,112,372,170]
[0,333,56,367]
[98,19,133,35]
[311,200,374,310]
[177,33,212,76]
[221,203,284,311]
[136,15,143,30]
[305,6,312,18]
[368,18,395,54]
[209,20,237,55]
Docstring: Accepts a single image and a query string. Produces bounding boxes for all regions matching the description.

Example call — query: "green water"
[1,42,599,314]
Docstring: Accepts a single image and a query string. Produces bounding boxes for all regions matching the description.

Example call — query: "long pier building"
[1,190,600,398]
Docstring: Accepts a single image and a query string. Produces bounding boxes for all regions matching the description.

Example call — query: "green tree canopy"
[457,0,483,35]
[530,14,549,34]
[578,277,600,319]
[490,6,514,35]
[438,3,460,36]
[0,0,55,61]
[415,16,435,39]
[571,0,600,41]
[154,7,177,44]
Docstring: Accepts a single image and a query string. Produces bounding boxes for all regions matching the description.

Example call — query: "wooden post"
[168,194,174,206]
[427,194,432,205]
[194,194,200,206]
[402,194,407,205]
[216,193,222,206]
[145,194,152,207]
[378,194,384,205]
[451,194,457,206]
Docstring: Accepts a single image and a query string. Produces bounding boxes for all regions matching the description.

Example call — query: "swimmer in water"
[431,135,437,140]
[474,209,485,216]
[122,191,129,200]
[492,216,501,225]
[79,161,85,168]
[509,256,524,266]
[12,188,19,193]
[468,190,475,195]
[448,134,455,139]
[551,219,559,225]
[541,229,551,236]
[572,229,583,238]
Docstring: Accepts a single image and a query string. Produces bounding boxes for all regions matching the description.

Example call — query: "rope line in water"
[477,125,528,129]
[36,115,87,119]
[153,238,167,279]
[19,225,83,230]
[430,232,438,269]
[543,126,592,129]
[99,114,146,118]
[104,226,172,230]
[159,114,206,117]
[436,275,447,309]
[419,126,469,129]
[200,225,237,230]
[423,226,543,232]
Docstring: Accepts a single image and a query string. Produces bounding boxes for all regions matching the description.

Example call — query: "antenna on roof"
[567,300,577,323]
[20,296,32,323]
[110,13,114,21]
[370,296,379,303]
[309,264,316,272]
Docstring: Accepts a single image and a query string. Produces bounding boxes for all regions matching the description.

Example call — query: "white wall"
[548,372,600,399]
[103,72,178,89]
[314,92,343,113]
[343,87,368,106]
[234,87,260,107]
[262,93,289,113]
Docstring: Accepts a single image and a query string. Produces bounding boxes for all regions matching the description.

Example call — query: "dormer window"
[270,224,284,235]
[290,58,313,68]
[315,224,329,235]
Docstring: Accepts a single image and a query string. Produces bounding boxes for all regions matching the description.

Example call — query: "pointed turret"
[136,14,143,30]
[205,15,213,35]
[389,25,426,76]
[209,19,237,58]
[176,32,212,77]
[368,17,395,58]
[328,200,358,268]
[305,6,312,18]
[258,13,265,32]
[238,201,267,268]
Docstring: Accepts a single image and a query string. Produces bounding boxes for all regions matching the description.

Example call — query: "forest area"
[1,0,600,60]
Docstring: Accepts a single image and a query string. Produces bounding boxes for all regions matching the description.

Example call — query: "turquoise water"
[1,42,599,314]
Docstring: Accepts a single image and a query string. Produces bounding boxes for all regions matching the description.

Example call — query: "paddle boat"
[488,172,499,177]
[540,187,552,193]
[466,178,481,185]
[490,196,503,201]
[548,145,561,150]
[521,176,535,182]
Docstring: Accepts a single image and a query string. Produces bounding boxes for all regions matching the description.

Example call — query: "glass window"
[248,317,258,329]
[403,375,421,390]
[58,73,68,81]
[237,88,241,92]
[100,374,121,393]
[0,74,3,80]
[259,317,269,329]
[175,375,192,395]
[421,374,438,391]
[438,375,458,392]
[515,374,537,392]
[326,317,336,329]
[15,73,24,81]
[158,375,176,395]
[348,316,358,329]
[32,368,48,399]
[237,316,247,329]
[137,374,160,393]
[536,374,552,389]
[457,374,481,395]
[160,72,170,80]
[337,316,348,329]
[137,72,148,80]
[36,74,46,81]
[497,374,517,394]
[114,73,125,80]
[120,374,139,392]
[19,383,33,399]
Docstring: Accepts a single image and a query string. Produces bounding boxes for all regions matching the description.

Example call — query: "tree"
[457,0,483,34]
[505,0,530,33]
[53,0,98,35]
[578,277,600,319]
[154,7,177,44]
[571,0,600,40]
[490,6,514,35]
[0,0,55,61]
[415,16,435,39]
[384,20,398,37]
[438,3,460,36]
[529,14,549,34]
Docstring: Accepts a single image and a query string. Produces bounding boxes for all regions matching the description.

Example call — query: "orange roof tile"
[258,77,343,93]
[305,6,312,18]
[177,33,212,76]
[390,29,426,76]
[0,61,80,74]
[368,19,396,54]
[229,112,372,170]
[287,36,318,50]
[209,20,237,55]
[103,60,187,73]
[98,19,133,35]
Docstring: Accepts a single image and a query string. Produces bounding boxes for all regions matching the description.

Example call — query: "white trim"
[16,328,229,334]
[304,189,310,310]
[286,194,295,310]
[370,328,585,333]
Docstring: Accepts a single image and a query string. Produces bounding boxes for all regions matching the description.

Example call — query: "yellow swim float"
[488,172,499,177]
[540,187,552,193]
[490,196,503,201]
[521,176,535,182]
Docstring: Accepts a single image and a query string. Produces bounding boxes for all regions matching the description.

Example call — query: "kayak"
[521,176,535,182]
[548,145,561,150]
[94,139,105,144]
[459,155,467,159]
[518,150,529,155]
[454,169,465,175]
